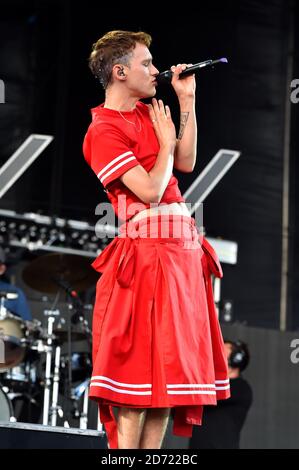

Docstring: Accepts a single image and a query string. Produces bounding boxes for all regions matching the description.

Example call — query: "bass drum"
[0,387,14,422]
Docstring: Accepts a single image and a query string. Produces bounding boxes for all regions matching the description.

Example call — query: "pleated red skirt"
[89,214,230,448]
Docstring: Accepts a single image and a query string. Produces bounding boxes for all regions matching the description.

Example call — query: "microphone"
[52,277,84,310]
[53,278,84,325]
[156,57,228,84]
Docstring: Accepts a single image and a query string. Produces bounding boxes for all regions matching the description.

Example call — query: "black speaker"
[0,422,107,449]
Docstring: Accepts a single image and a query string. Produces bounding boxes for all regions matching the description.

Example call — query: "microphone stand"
[67,300,73,416]
[42,316,55,425]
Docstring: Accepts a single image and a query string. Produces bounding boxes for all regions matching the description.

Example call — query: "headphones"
[118,67,125,77]
[226,340,250,372]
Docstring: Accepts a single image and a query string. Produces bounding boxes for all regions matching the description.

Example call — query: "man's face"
[124,42,159,99]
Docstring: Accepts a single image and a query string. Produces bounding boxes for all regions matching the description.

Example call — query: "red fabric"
[89,215,230,449]
[82,101,186,221]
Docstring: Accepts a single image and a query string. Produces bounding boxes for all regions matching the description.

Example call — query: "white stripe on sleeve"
[97,151,137,183]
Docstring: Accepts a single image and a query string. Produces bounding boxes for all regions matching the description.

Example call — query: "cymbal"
[22,253,98,293]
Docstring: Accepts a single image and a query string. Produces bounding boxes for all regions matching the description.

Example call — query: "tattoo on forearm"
[178,112,189,140]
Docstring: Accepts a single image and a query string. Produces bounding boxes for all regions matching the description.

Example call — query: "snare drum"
[0,311,27,370]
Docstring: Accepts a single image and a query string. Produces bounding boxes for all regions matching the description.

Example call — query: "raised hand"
[148,98,177,150]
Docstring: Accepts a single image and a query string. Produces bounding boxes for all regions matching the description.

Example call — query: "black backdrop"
[0,0,298,330]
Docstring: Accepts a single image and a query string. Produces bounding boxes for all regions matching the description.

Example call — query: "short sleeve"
[89,126,140,188]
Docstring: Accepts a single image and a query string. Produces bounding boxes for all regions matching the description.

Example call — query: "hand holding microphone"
[170,63,197,98]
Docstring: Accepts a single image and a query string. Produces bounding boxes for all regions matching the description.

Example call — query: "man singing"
[83,30,230,449]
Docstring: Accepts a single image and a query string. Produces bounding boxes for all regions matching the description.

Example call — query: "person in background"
[0,246,32,321]
[189,340,253,449]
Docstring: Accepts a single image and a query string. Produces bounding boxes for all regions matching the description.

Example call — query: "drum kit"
[0,252,98,429]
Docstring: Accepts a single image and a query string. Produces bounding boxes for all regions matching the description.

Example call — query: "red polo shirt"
[83,101,185,220]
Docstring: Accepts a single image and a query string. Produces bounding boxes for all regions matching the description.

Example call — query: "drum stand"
[50,343,62,426]
[41,315,63,426]
[41,308,91,429]
[81,385,89,430]
[63,290,91,429]
[72,379,90,430]
[42,314,66,426]
[42,316,54,425]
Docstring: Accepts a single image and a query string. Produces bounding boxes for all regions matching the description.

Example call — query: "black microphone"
[52,277,83,308]
[53,278,85,324]
[156,57,228,84]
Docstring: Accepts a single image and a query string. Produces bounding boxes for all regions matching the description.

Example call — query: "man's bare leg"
[139,408,171,449]
[116,407,147,449]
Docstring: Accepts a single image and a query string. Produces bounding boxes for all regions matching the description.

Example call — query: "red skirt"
[89,214,230,448]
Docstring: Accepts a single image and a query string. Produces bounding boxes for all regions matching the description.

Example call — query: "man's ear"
[112,64,127,81]
[0,264,6,275]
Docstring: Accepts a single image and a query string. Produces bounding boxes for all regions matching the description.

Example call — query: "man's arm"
[170,64,197,173]
[174,96,197,173]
